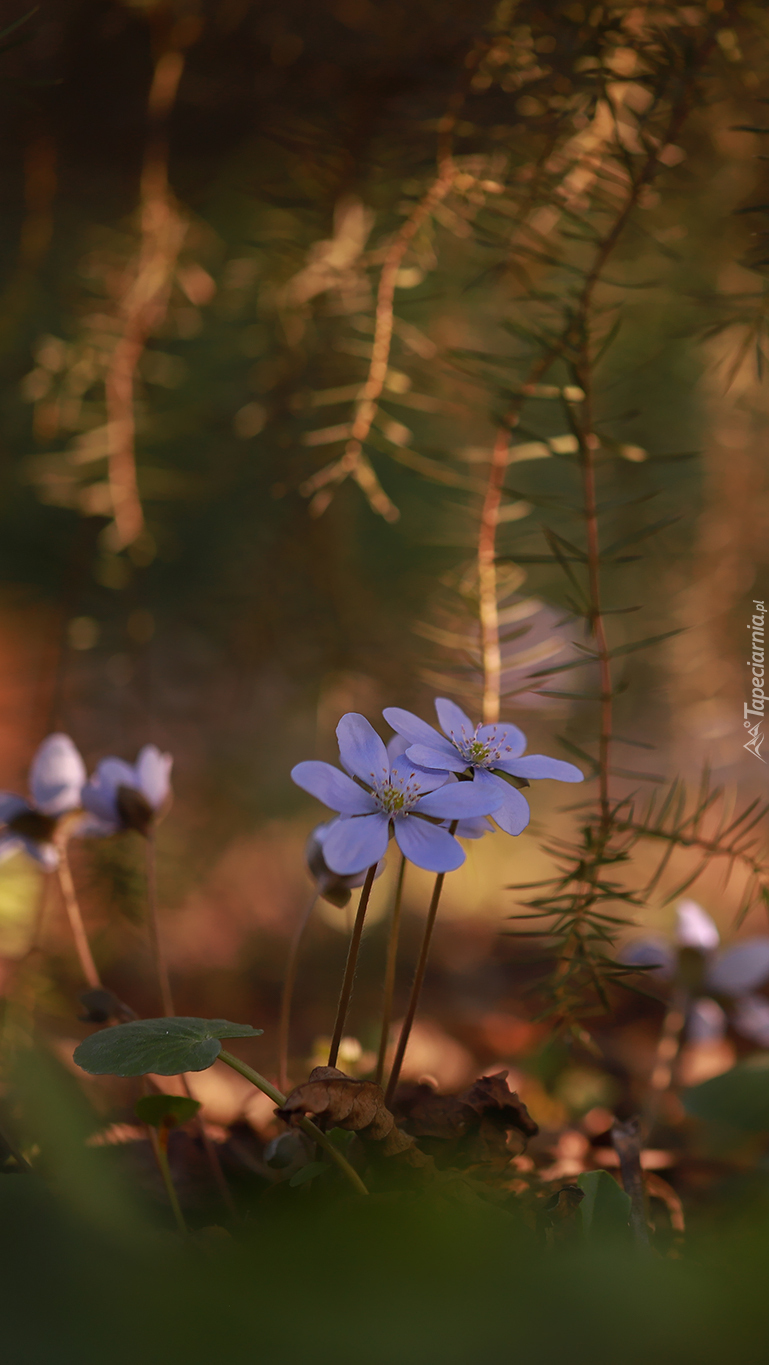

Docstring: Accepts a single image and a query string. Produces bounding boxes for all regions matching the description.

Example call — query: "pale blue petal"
[477,722,527,759]
[336,713,390,786]
[0,794,31,823]
[0,833,24,863]
[497,755,583,783]
[291,762,378,815]
[620,937,674,978]
[732,994,769,1047]
[81,757,135,824]
[323,813,390,875]
[73,811,118,839]
[26,838,59,871]
[388,763,447,795]
[473,768,530,835]
[454,816,493,840]
[383,707,450,751]
[706,939,769,995]
[404,744,466,773]
[29,733,87,816]
[386,733,408,764]
[394,815,464,872]
[434,697,475,742]
[413,778,503,819]
[136,746,173,809]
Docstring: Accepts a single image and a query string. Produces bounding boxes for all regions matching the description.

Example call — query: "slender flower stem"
[148,1124,187,1235]
[145,828,236,1215]
[385,826,457,1107]
[145,829,174,1017]
[278,893,318,1094]
[327,864,377,1069]
[218,1049,369,1196]
[55,838,102,990]
[375,855,406,1087]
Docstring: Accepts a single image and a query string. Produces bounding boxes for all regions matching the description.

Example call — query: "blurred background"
[0,0,768,1201]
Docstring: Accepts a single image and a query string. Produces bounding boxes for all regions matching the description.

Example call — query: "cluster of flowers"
[293,698,583,894]
[0,734,172,869]
[625,899,769,1049]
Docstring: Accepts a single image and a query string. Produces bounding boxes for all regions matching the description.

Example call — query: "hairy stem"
[278,892,318,1093]
[328,864,377,1068]
[55,840,102,990]
[385,826,456,1106]
[218,1050,369,1196]
[375,854,406,1086]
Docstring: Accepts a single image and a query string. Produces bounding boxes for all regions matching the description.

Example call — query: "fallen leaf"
[276,1066,414,1156]
[396,1070,538,1167]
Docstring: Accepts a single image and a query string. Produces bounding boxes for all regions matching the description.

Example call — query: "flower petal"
[394,814,465,871]
[473,768,530,835]
[336,713,390,786]
[706,938,769,995]
[29,734,87,816]
[434,697,475,742]
[404,744,466,773]
[0,794,31,823]
[497,754,583,783]
[81,758,136,824]
[322,813,390,875]
[454,816,493,840]
[477,722,527,759]
[136,746,173,810]
[388,763,447,795]
[413,777,503,819]
[676,900,719,951]
[383,707,456,755]
[386,733,408,764]
[291,762,378,815]
[687,998,726,1043]
[732,994,769,1047]
[0,833,24,863]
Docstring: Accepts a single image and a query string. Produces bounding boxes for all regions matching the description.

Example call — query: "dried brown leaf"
[276,1066,413,1154]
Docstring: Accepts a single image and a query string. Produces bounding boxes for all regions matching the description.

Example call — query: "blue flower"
[82,745,172,836]
[383,698,584,836]
[291,713,503,874]
[0,733,87,869]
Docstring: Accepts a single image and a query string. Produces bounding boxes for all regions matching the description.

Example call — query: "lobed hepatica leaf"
[73,1017,264,1077]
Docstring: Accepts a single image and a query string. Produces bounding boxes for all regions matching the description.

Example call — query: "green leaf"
[684,1055,769,1130]
[73,1018,264,1077]
[134,1094,201,1128]
[578,1169,631,1240]
[289,1161,331,1187]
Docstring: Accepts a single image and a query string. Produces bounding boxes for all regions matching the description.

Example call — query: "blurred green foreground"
[2,1049,768,1365]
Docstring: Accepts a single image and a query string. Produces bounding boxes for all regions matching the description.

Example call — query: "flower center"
[375,768,426,816]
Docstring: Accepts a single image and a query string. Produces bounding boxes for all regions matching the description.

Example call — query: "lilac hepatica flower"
[291,713,503,875]
[383,697,583,836]
[623,900,769,1049]
[82,745,172,837]
[0,733,86,869]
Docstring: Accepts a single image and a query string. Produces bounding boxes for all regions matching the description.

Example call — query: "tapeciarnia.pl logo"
[745,599,766,762]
